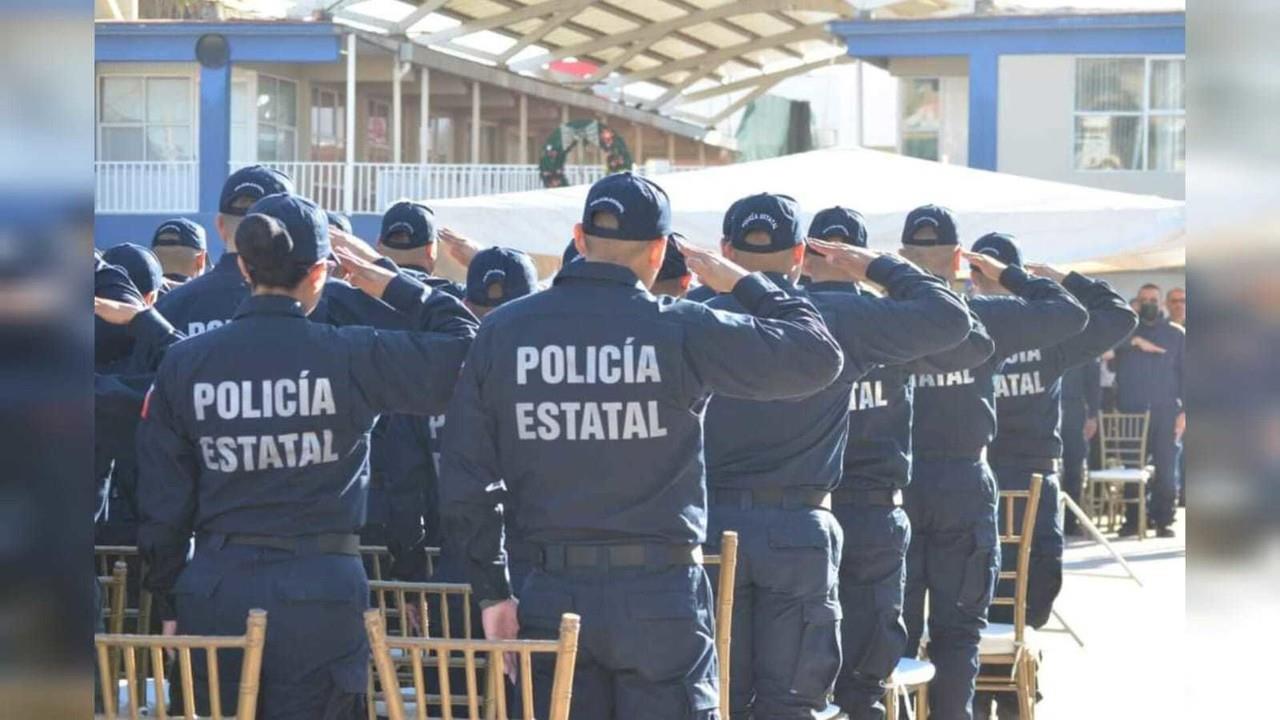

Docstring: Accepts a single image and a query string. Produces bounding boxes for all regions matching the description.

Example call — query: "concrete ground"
[1030,508,1186,719]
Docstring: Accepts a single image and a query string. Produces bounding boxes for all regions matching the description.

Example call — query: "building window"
[1074,57,1184,172]
[310,86,345,160]
[366,98,391,162]
[900,78,941,162]
[98,75,194,161]
[256,75,297,162]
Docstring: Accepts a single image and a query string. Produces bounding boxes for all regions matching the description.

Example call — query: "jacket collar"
[233,293,308,320]
[554,260,647,292]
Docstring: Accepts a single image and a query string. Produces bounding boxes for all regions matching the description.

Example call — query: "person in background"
[650,233,693,298]
[149,218,207,286]
[101,243,164,312]
[376,201,465,298]
[1166,287,1186,327]
[462,246,540,320]
[1060,359,1102,537]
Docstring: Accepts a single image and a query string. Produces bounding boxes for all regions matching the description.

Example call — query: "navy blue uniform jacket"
[438,261,845,602]
[1110,317,1185,413]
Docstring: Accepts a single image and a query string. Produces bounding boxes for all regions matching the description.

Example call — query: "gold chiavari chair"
[1088,412,1152,538]
[703,531,739,715]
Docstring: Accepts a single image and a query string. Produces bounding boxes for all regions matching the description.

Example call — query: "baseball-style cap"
[466,247,539,308]
[219,165,295,216]
[730,193,802,253]
[246,193,330,263]
[659,233,690,282]
[902,204,958,246]
[972,232,1023,267]
[722,196,749,238]
[808,206,868,248]
[380,201,436,249]
[581,172,671,241]
[326,211,353,235]
[102,242,164,296]
[151,218,207,251]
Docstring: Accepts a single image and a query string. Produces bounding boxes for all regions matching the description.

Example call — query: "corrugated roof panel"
[683,21,749,48]
[726,12,796,36]
[542,26,592,48]
[649,37,705,61]
[574,5,639,34]
[600,0,686,22]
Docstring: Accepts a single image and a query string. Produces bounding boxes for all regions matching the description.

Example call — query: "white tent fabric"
[430,148,1185,273]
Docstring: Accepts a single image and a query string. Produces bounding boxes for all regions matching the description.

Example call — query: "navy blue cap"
[730,193,802,253]
[808,206,867,248]
[659,233,690,281]
[380,201,436,249]
[722,196,749,238]
[561,239,581,266]
[151,218,207,251]
[219,165,295,216]
[466,247,539,308]
[246,193,330,264]
[902,204,958,246]
[326,211,353,234]
[102,242,164,296]
[972,232,1022,268]
[582,172,671,241]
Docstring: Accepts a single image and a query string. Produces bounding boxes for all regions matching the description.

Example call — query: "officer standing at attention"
[126,195,478,719]
[1109,283,1185,537]
[150,218,208,286]
[686,198,749,303]
[153,165,294,337]
[440,172,844,720]
[897,206,1087,720]
[462,246,541,319]
[376,200,465,297]
[702,195,973,720]
[802,206,992,720]
[1059,358,1102,537]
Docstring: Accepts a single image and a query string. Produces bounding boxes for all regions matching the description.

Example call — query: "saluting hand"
[94,296,144,325]
[673,237,749,293]
[439,227,483,267]
[806,239,883,282]
[329,228,382,266]
[1131,336,1167,354]
[963,251,1008,280]
[334,247,397,300]
[1025,262,1067,283]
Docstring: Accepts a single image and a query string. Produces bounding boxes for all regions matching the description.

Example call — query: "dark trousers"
[173,543,368,720]
[831,502,910,720]
[517,563,720,720]
[987,464,1063,630]
[1124,407,1180,529]
[903,458,999,720]
[707,504,843,720]
[1060,412,1088,536]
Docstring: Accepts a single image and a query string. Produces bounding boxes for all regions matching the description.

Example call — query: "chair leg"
[918,682,929,720]
[885,684,898,720]
[1015,657,1032,720]
[1139,485,1148,540]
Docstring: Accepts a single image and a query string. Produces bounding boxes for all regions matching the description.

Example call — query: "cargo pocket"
[789,600,842,701]
[857,579,908,679]
[767,518,835,596]
[956,524,999,618]
[630,591,710,683]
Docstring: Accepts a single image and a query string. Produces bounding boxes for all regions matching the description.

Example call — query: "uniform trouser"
[172,543,368,720]
[517,563,720,720]
[1060,411,1088,535]
[902,458,1000,720]
[707,504,843,720]
[831,502,910,720]
[987,464,1063,630]
[1124,407,1180,529]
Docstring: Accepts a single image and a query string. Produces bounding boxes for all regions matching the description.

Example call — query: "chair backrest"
[1098,411,1151,470]
[99,560,128,636]
[368,580,476,640]
[360,545,442,581]
[365,608,581,720]
[95,609,267,720]
[95,545,154,636]
[992,475,1044,644]
[703,531,738,716]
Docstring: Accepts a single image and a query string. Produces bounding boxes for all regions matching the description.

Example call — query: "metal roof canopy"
[336,0,858,126]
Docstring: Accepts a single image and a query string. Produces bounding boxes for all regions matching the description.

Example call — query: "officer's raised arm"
[1026,262,1138,371]
[965,247,1088,358]
[910,306,995,373]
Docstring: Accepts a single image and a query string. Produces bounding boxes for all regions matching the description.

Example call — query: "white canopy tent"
[430,148,1185,275]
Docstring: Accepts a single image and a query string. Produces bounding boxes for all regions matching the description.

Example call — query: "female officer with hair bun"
[102,194,477,720]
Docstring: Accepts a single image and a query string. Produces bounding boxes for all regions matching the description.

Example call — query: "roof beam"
[640,65,720,111]
[413,0,587,45]
[706,76,787,125]
[665,0,806,61]
[495,1,592,63]
[394,0,451,34]
[682,53,852,102]
[618,25,831,85]
[508,0,851,71]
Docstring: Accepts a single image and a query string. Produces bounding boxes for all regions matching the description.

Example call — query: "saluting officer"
[686,198,749,303]
[129,195,478,719]
[376,200,465,297]
[897,206,1087,720]
[701,195,973,720]
[440,172,844,720]
[150,217,208,286]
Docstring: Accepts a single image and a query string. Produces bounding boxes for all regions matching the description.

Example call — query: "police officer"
[125,195,478,719]
[102,243,164,308]
[1110,283,1185,537]
[376,200,465,297]
[327,210,354,235]
[463,246,540,319]
[1060,359,1101,537]
[802,206,992,720]
[150,218,208,286]
[686,198,749,303]
[153,165,295,337]
[439,172,844,720]
[650,234,693,298]
[702,195,973,720]
[897,206,1087,720]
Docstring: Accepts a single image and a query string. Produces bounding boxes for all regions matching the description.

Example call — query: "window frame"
[255,73,299,163]
[310,86,345,149]
[1072,54,1185,173]
[96,71,198,162]
[898,76,944,163]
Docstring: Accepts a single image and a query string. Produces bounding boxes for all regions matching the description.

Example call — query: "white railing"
[95,161,199,213]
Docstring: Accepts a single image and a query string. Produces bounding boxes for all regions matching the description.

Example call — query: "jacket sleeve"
[124,307,185,373]
[908,305,995,373]
[380,273,480,337]
[135,360,199,621]
[975,266,1089,359]
[683,273,844,400]
[1049,272,1140,372]
[438,328,513,604]
[819,256,973,373]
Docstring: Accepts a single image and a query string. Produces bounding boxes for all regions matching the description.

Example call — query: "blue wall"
[830,12,1185,171]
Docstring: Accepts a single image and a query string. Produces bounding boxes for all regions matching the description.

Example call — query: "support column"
[633,123,643,166]
[519,93,528,164]
[666,133,676,164]
[343,32,356,213]
[697,141,706,166]
[419,67,430,164]
[855,59,865,148]
[968,50,999,171]
[392,59,403,163]
[197,63,231,216]
[470,81,481,164]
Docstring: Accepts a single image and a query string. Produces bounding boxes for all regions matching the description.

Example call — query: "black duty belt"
[710,487,832,511]
[201,532,361,556]
[832,488,903,507]
[533,543,702,572]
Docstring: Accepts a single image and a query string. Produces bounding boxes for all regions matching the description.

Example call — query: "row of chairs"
[1084,411,1157,539]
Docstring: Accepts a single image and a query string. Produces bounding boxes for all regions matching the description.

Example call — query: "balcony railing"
[95,161,199,213]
